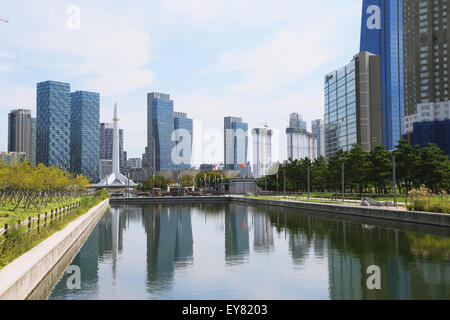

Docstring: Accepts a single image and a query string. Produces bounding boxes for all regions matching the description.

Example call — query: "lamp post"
[307,165,310,200]
[392,152,397,207]
[342,162,345,203]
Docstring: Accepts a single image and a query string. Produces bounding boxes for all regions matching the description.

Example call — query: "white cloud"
[220,25,336,94]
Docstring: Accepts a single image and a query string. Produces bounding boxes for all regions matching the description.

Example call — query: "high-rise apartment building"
[360,0,405,150]
[224,117,248,173]
[289,113,307,130]
[324,52,383,158]
[8,109,35,163]
[286,114,316,161]
[70,91,100,181]
[403,0,450,115]
[100,123,126,175]
[312,119,325,158]
[36,81,71,170]
[252,128,272,178]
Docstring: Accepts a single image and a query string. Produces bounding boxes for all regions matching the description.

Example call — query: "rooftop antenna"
[259,122,270,129]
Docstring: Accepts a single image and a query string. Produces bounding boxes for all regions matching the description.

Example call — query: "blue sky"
[0,0,362,164]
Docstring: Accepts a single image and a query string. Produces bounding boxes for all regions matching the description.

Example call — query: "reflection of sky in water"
[49,203,450,300]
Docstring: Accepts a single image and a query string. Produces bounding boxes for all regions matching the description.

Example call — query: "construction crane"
[0,18,9,23]
[259,122,270,129]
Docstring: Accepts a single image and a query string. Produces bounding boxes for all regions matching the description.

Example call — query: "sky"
[0,0,362,165]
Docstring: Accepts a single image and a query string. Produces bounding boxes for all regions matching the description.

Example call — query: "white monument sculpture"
[94,103,137,188]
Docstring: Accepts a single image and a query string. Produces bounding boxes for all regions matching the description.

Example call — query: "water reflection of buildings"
[251,208,274,254]
[225,204,249,264]
[142,204,193,292]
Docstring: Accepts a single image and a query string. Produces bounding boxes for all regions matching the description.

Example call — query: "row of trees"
[138,171,228,191]
[0,162,90,211]
[259,141,450,194]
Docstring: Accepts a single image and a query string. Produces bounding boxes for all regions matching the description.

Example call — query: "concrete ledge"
[110,196,231,205]
[232,197,450,228]
[0,199,109,300]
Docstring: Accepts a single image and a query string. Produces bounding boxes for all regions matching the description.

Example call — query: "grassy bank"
[0,198,81,229]
[0,190,109,270]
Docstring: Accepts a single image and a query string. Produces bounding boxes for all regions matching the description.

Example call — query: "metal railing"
[0,201,82,245]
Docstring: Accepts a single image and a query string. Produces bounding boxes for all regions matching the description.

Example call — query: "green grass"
[0,197,81,229]
[0,190,109,270]
[406,196,450,214]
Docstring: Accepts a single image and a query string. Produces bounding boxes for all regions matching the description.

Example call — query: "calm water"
[48,203,450,300]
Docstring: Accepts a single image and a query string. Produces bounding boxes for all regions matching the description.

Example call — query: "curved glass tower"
[360,0,404,150]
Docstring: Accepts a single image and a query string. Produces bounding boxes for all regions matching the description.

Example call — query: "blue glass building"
[324,60,358,158]
[147,92,176,173]
[360,0,404,150]
[36,81,71,170]
[173,112,193,170]
[409,120,450,157]
[70,91,100,181]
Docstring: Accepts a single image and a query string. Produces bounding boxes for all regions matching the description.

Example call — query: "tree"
[416,143,449,193]
[393,139,419,195]
[346,145,369,194]
[368,144,392,194]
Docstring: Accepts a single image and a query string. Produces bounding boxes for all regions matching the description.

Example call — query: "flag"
[240,163,245,168]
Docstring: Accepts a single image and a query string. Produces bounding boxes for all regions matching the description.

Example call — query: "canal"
[47,202,450,300]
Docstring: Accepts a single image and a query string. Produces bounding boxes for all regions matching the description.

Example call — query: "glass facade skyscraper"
[360,0,405,150]
[324,60,358,158]
[36,81,71,170]
[70,91,100,181]
[147,92,176,173]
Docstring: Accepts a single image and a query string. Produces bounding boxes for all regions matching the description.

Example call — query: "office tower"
[0,152,27,166]
[173,111,193,170]
[36,81,71,170]
[403,0,450,115]
[324,52,383,158]
[252,128,272,178]
[360,0,405,150]
[127,158,142,169]
[70,91,100,181]
[98,159,112,180]
[100,123,126,175]
[224,117,248,173]
[312,119,325,158]
[147,92,175,174]
[286,114,316,161]
[8,109,34,163]
[289,113,307,130]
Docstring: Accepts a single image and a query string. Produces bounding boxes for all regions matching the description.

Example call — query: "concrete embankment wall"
[231,198,450,228]
[0,199,109,300]
[110,196,231,205]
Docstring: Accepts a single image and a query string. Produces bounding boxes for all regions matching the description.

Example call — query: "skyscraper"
[289,113,307,130]
[36,81,71,170]
[147,92,175,174]
[252,128,272,178]
[324,52,383,158]
[173,112,193,170]
[403,0,450,115]
[360,0,405,150]
[224,117,248,173]
[70,91,100,181]
[312,119,325,158]
[8,109,35,163]
[100,123,126,176]
[286,113,316,161]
